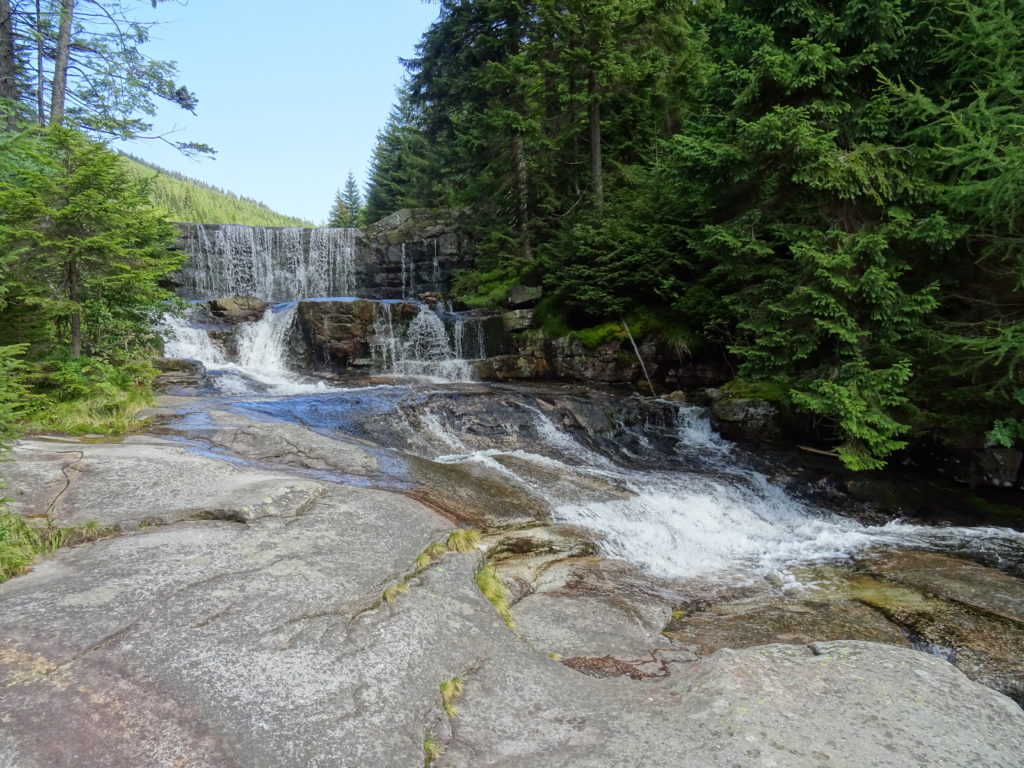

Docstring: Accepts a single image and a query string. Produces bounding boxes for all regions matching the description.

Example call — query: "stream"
[157,296,1024,702]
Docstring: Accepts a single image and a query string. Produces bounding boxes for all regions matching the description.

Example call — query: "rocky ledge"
[1,406,1022,768]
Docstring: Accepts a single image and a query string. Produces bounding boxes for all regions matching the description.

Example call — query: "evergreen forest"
[364,0,1024,470]
[0,0,1022,474]
[121,155,314,227]
[0,0,206,443]
[0,1,309,449]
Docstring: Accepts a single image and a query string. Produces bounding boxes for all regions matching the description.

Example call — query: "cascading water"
[308,228,357,297]
[163,215,1022,590]
[370,304,474,381]
[369,393,1024,584]
[162,304,329,396]
[175,224,363,301]
[400,243,409,300]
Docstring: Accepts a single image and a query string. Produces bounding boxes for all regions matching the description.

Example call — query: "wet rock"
[869,551,1024,622]
[152,357,205,375]
[206,296,268,323]
[662,390,688,403]
[151,357,209,393]
[663,597,909,656]
[710,396,781,441]
[862,551,1024,703]
[296,298,418,371]
[201,411,379,477]
[501,309,535,332]
[404,455,549,528]
[978,447,1023,489]
[507,284,542,309]
[845,477,917,513]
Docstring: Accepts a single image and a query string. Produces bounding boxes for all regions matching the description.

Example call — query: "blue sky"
[117,1,441,224]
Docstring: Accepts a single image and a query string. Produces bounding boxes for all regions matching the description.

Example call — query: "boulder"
[501,309,535,332]
[977,447,1023,489]
[507,284,543,309]
[206,296,268,323]
[151,357,209,393]
[296,299,418,371]
[151,358,204,375]
[711,395,781,441]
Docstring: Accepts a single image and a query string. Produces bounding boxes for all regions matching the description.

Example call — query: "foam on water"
[412,399,1024,582]
[371,304,474,382]
[162,305,330,396]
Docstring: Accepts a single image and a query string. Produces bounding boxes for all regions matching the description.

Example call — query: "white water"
[371,304,475,381]
[175,225,361,301]
[162,306,330,396]
[418,400,1024,583]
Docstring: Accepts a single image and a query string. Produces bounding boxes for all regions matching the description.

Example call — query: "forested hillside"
[122,155,313,227]
[365,0,1024,470]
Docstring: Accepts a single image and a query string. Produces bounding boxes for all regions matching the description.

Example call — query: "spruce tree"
[327,172,364,227]
[0,127,181,360]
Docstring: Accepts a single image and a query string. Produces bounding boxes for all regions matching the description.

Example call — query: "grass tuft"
[382,582,410,604]
[0,513,111,582]
[423,733,444,766]
[440,676,464,718]
[445,528,482,553]
[416,541,448,569]
[475,562,515,630]
[31,385,154,435]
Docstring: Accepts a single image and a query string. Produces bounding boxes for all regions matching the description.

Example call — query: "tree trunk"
[49,0,74,126]
[588,69,603,207]
[0,0,18,123]
[511,131,533,260]
[35,0,45,124]
[68,256,81,358]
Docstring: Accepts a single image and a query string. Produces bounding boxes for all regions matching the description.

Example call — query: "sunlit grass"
[0,513,111,582]
[440,676,464,718]
[475,562,515,630]
[423,733,444,766]
[445,528,482,553]
[30,386,153,435]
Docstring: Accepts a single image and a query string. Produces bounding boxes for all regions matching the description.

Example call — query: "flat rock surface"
[203,409,379,477]
[2,428,1023,767]
[5,438,324,527]
[868,550,1024,623]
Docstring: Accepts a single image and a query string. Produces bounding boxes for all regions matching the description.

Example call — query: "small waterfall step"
[162,296,496,392]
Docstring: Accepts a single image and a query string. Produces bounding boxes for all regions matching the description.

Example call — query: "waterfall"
[162,305,329,396]
[400,243,408,300]
[370,304,474,381]
[309,228,357,297]
[162,312,229,366]
[175,224,363,301]
[379,396,1024,583]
